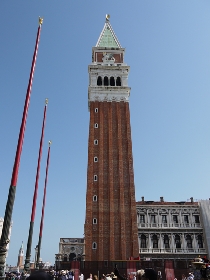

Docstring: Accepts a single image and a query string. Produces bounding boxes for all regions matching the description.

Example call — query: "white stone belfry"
[88,15,130,109]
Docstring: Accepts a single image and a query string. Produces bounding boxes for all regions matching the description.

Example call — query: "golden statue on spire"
[106,14,110,21]
[39,17,43,25]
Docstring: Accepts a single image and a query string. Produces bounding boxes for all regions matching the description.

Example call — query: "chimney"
[160,196,164,202]
[190,197,194,203]
[141,196,144,202]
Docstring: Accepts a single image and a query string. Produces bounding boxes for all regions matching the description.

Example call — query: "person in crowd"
[181,274,186,280]
[93,275,98,280]
[26,271,54,280]
[187,273,194,280]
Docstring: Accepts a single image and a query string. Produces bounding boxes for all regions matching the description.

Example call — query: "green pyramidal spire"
[96,14,121,48]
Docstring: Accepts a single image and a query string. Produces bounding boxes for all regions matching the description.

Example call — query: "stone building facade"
[136,197,207,260]
[55,238,84,263]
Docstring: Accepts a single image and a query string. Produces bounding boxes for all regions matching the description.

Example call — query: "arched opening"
[69,253,76,261]
[175,234,181,248]
[153,234,158,248]
[197,235,203,248]
[164,235,169,248]
[64,254,67,261]
[186,234,192,248]
[104,76,109,86]
[77,254,81,261]
[97,76,102,86]
[110,76,115,86]
[116,77,121,86]
[92,242,97,249]
[140,234,146,248]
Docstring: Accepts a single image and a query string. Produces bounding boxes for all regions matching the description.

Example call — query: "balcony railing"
[139,248,206,254]
[137,223,201,228]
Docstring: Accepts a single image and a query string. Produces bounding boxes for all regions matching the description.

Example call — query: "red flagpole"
[36,141,51,269]
[0,17,43,279]
[24,99,48,271]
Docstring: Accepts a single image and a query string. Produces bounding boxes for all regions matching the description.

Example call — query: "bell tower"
[84,15,139,261]
[17,241,24,268]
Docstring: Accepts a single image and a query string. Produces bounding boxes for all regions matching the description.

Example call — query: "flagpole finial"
[45,98,48,105]
[39,17,43,25]
[48,140,52,146]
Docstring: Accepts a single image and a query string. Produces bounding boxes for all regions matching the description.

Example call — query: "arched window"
[153,234,158,248]
[104,76,109,86]
[140,234,146,248]
[116,77,121,86]
[64,254,67,261]
[175,234,181,248]
[186,235,192,248]
[197,235,203,248]
[69,253,76,261]
[97,76,102,86]
[92,242,97,249]
[93,195,97,201]
[164,235,169,249]
[93,218,97,224]
[110,76,115,86]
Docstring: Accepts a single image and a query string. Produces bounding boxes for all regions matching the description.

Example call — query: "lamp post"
[0,17,43,280]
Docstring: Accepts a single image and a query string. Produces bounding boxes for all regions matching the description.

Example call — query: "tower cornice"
[88,86,130,109]
[88,65,130,71]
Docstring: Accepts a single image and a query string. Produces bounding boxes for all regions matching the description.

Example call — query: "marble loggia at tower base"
[84,15,139,262]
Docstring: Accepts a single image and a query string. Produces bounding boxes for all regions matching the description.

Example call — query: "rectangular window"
[184,215,189,223]
[95,108,98,113]
[94,157,98,162]
[140,215,145,223]
[141,239,146,248]
[153,239,158,249]
[164,239,169,249]
[194,215,200,223]
[94,175,98,181]
[173,215,178,223]
[151,215,156,223]
[94,140,98,145]
[162,215,167,223]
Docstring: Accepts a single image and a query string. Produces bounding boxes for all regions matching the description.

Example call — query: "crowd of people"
[6,261,210,280]
[4,267,158,280]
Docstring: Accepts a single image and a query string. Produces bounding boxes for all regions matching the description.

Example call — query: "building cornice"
[88,86,130,108]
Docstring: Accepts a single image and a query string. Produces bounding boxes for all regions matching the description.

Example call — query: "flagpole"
[0,17,43,280]
[36,141,51,269]
[24,99,48,272]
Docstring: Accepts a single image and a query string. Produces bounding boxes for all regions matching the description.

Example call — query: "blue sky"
[1,1,210,266]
